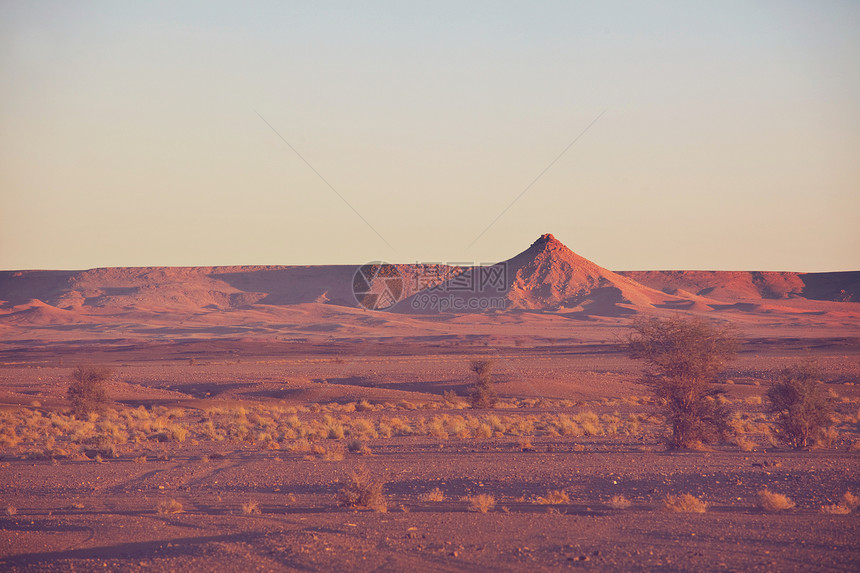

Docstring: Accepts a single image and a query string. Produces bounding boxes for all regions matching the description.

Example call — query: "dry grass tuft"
[608,495,632,510]
[821,503,851,515]
[758,489,796,512]
[5,505,17,516]
[821,491,858,514]
[467,494,496,513]
[241,500,261,515]
[841,491,860,511]
[347,440,372,455]
[337,466,387,512]
[536,490,569,505]
[664,493,708,513]
[157,499,183,515]
[735,437,758,452]
[420,488,445,502]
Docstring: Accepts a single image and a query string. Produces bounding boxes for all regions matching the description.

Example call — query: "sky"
[1,1,858,272]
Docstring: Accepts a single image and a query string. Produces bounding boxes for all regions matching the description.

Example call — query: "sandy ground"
[1,331,859,572]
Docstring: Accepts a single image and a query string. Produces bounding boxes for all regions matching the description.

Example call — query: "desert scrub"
[157,499,183,515]
[67,365,113,416]
[608,495,632,510]
[469,359,497,409]
[821,491,859,514]
[627,317,739,449]
[536,490,570,505]
[467,494,496,513]
[420,488,445,502]
[766,363,833,449]
[347,439,372,455]
[241,500,262,515]
[758,489,796,512]
[664,494,708,513]
[337,466,387,512]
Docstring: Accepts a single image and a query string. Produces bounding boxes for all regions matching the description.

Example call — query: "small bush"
[608,495,632,509]
[536,490,569,505]
[420,488,445,502]
[5,505,17,516]
[822,491,859,514]
[157,499,183,515]
[821,503,851,515]
[67,365,113,416]
[469,360,497,409]
[347,440,372,455]
[468,494,496,513]
[841,491,860,511]
[337,466,387,512]
[663,493,707,513]
[766,363,833,449]
[241,500,261,515]
[758,489,795,512]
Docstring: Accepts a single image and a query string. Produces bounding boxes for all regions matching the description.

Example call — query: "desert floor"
[1,331,859,572]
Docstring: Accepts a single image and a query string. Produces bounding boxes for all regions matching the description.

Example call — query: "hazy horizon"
[2,2,858,272]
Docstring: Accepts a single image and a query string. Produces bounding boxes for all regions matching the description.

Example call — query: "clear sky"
[2,1,858,271]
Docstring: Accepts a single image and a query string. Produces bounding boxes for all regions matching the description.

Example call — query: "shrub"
[347,440,372,455]
[663,493,708,513]
[822,491,859,514]
[627,317,739,449]
[5,505,17,516]
[420,488,445,502]
[758,489,795,512]
[766,363,833,449]
[536,490,570,505]
[337,466,387,512]
[842,491,860,511]
[241,500,261,515]
[821,503,851,515]
[67,365,113,416]
[469,360,497,409]
[467,494,496,513]
[608,495,632,510]
[157,499,183,515]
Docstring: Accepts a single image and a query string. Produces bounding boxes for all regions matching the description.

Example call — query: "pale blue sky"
[2,1,858,271]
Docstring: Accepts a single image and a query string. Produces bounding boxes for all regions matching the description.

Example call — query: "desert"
[0,234,858,572]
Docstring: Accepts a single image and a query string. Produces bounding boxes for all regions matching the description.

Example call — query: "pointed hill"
[398,234,675,315]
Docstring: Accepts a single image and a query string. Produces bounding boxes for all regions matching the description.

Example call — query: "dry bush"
[67,365,113,416]
[758,489,796,511]
[337,466,387,512]
[821,503,851,515]
[467,494,496,513]
[5,505,17,516]
[241,500,261,515]
[536,490,569,505]
[766,363,833,449]
[420,488,445,502]
[734,436,758,452]
[822,491,859,514]
[157,499,183,515]
[663,494,708,513]
[469,359,497,409]
[347,440,372,455]
[608,495,632,509]
[842,491,860,510]
[627,317,738,449]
